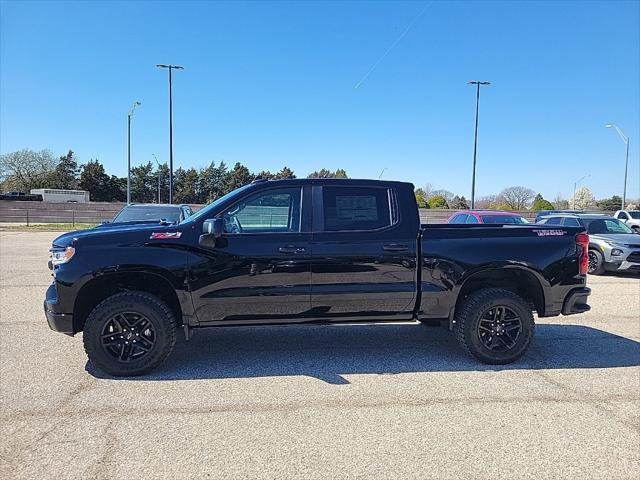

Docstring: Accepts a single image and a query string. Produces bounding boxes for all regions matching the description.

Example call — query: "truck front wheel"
[454,288,534,365]
[83,291,177,376]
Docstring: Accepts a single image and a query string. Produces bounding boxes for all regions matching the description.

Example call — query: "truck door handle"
[279,245,306,254]
[383,244,408,252]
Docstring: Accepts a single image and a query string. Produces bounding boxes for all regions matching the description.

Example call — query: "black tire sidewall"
[588,249,604,275]
[83,292,176,376]
[457,290,534,364]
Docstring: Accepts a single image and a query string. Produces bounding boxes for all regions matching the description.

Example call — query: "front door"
[190,185,312,324]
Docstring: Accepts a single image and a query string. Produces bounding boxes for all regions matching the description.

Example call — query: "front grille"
[627,252,640,263]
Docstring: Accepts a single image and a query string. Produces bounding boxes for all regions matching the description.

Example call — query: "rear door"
[309,183,418,319]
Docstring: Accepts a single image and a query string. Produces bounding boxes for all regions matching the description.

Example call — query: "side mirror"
[203,217,225,238]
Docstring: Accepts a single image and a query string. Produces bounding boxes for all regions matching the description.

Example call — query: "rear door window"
[322,186,392,231]
[562,218,581,226]
[545,217,563,225]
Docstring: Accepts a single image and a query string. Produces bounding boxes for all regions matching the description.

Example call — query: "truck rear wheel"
[83,291,176,376]
[454,288,534,365]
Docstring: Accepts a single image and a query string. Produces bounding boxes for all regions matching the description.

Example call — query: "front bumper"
[44,283,74,335]
[561,287,591,315]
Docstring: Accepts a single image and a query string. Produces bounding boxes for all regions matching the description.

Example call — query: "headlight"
[49,246,75,267]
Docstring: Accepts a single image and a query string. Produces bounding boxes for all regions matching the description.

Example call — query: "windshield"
[584,218,634,235]
[481,215,528,224]
[186,184,254,223]
[629,212,640,219]
[114,206,181,223]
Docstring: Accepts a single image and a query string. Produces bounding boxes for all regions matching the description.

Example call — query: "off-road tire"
[83,291,176,376]
[454,288,534,365]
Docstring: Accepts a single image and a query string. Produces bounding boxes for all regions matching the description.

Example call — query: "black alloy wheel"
[476,305,522,351]
[101,312,156,362]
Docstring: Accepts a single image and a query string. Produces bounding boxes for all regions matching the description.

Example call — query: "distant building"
[30,188,90,203]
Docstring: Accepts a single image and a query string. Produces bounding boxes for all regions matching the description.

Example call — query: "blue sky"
[1,0,638,201]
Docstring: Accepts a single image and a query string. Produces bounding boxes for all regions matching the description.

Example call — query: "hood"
[51,222,173,247]
[94,220,174,229]
[590,233,640,245]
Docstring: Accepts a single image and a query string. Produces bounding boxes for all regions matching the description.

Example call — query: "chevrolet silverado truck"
[44,178,591,376]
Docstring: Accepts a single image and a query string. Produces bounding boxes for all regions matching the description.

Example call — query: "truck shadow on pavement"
[87,323,640,384]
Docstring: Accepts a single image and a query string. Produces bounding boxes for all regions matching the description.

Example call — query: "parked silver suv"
[614,210,640,233]
[538,214,640,274]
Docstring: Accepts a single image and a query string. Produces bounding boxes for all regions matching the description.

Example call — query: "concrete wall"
[1,200,544,225]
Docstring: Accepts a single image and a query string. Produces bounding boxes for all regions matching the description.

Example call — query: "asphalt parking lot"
[0,230,639,479]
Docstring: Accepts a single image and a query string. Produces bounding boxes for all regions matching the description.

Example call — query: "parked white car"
[614,210,640,233]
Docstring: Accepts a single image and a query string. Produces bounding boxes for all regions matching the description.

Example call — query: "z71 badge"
[532,229,566,236]
[150,232,182,239]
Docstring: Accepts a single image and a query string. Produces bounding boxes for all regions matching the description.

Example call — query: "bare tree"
[0,149,57,192]
[475,195,498,209]
[498,186,536,210]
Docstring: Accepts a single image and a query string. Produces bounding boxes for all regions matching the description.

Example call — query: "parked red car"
[448,210,529,224]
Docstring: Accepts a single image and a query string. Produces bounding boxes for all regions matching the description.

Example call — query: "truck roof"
[251,178,415,188]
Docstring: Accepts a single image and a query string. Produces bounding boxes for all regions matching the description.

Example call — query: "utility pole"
[468,81,490,209]
[605,124,630,210]
[156,64,184,204]
[127,101,141,204]
[152,154,161,204]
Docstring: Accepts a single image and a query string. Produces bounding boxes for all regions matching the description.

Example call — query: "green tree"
[415,188,428,208]
[307,168,348,179]
[532,193,555,211]
[225,162,254,192]
[0,148,57,192]
[79,160,125,201]
[596,195,622,212]
[130,161,155,203]
[174,167,200,204]
[449,195,469,210]
[274,166,296,179]
[199,161,229,202]
[428,195,449,209]
[52,150,79,189]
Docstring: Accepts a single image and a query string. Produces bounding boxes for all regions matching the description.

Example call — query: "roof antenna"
[378,168,387,180]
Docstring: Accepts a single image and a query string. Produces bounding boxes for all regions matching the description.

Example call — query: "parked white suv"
[614,210,640,233]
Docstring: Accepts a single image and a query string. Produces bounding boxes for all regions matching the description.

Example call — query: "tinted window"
[585,218,633,235]
[544,217,563,225]
[224,187,301,233]
[323,186,391,231]
[450,214,467,224]
[466,215,479,224]
[616,212,629,220]
[630,212,640,219]
[480,215,528,224]
[563,218,580,226]
[114,206,181,223]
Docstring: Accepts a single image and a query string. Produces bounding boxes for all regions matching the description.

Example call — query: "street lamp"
[152,154,161,204]
[468,81,491,209]
[605,124,630,210]
[127,101,141,204]
[156,64,184,204]
[573,174,590,210]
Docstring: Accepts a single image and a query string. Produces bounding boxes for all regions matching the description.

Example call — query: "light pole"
[605,124,630,210]
[152,154,161,204]
[573,174,590,210]
[156,64,184,204]
[468,81,490,209]
[127,101,141,204]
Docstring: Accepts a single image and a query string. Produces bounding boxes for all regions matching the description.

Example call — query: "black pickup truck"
[44,178,591,376]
